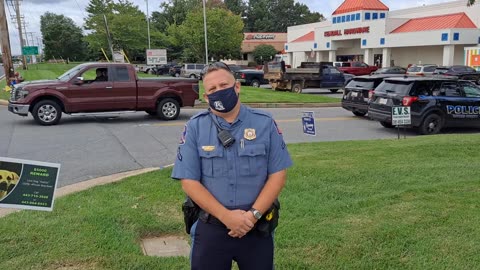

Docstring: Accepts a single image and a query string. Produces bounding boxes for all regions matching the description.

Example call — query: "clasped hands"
[221,209,257,238]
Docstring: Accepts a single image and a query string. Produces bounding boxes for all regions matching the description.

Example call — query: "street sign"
[22,46,38,55]
[302,111,316,136]
[146,49,167,65]
[392,106,411,126]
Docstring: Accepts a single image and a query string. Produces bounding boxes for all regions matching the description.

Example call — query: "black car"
[199,64,243,80]
[342,74,404,116]
[368,77,480,135]
[154,64,173,75]
[371,66,407,75]
[169,65,183,77]
[433,65,480,84]
[234,69,268,87]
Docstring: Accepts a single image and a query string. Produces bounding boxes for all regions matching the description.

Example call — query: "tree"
[252,44,277,64]
[150,0,200,33]
[40,12,88,61]
[173,8,244,62]
[224,0,247,15]
[468,0,475,5]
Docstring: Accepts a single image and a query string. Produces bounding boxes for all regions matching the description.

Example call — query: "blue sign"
[302,111,316,136]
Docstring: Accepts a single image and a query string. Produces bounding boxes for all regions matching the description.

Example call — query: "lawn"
[1,134,479,269]
[1,63,340,104]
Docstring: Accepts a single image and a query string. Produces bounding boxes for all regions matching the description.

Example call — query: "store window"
[356,13,360,20]
[365,12,371,20]
[346,15,351,22]
[314,43,317,49]
[453,33,460,41]
[372,13,378,20]
[441,33,448,41]
[333,17,337,24]
[342,15,346,23]
[362,39,367,46]
[326,42,330,48]
[350,14,355,21]
[380,13,386,19]
[380,38,385,45]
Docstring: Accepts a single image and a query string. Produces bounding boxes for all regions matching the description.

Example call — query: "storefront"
[285,0,480,68]
[241,33,287,63]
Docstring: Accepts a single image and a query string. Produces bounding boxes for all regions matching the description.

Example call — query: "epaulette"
[248,107,273,119]
[190,110,210,120]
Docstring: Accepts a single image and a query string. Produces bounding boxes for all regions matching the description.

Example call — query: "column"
[382,48,391,67]
[328,50,336,62]
[443,45,455,66]
[364,48,374,65]
[316,51,321,62]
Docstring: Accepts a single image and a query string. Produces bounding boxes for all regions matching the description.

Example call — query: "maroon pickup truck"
[8,63,199,125]
[337,61,378,76]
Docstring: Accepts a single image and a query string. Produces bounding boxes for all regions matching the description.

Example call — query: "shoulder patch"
[179,124,187,145]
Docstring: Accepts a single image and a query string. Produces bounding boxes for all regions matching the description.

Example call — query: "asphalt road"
[0,104,409,187]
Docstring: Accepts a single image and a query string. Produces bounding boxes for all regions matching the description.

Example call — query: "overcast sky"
[6,0,455,55]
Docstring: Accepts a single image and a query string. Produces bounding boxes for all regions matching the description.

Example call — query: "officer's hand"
[222,210,254,238]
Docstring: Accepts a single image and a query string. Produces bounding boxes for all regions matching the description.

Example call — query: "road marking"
[147,116,360,127]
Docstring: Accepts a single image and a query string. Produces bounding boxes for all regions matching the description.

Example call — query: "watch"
[249,208,263,220]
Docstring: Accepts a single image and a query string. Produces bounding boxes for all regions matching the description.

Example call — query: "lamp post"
[146,0,151,49]
[202,0,208,64]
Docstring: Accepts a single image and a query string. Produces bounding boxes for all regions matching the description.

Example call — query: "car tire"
[329,89,339,93]
[380,121,394,128]
[189,74,196,79]
[251,79,260,88]
[291,83,303,94]
[32,100,62,126]
[352,111,367,117]
[419,113,443,135]
[157,98,180,120]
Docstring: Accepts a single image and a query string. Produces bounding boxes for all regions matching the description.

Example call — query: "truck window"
[459,82,480,97]
[113,66,130,81]
[329,68,341,74]
[79,67,108,83]
[440,82,461,97]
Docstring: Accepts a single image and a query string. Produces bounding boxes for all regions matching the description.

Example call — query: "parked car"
[234,69,268,87]
[153,64,173,75]
[180,63,206,79]
[199,64,244,80]
[433,65,480,84]
[371,66,407,75]
[342,74,404,116]
[169,65,182,77]
[8,63,199,125]
[406,64,437,76]
[368,77,480,135]
[337,61,378,76]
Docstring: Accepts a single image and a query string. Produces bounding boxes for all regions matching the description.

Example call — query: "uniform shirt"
[171,105,292,208]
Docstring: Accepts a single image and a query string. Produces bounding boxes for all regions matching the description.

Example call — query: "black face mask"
[207,84,238,113]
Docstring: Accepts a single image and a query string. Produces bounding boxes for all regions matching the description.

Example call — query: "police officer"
[171,62,292,270]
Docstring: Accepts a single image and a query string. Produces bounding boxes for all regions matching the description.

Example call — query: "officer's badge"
[244,128,256,140]
[179,125,187,145]
[213,101,225,111]
[201,146,215,152]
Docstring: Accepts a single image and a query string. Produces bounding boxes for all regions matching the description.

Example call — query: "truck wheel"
[157,98,180,120]
[352,110,367,117]
[251,79,260,88]
[291,83,303,93]
[32,100,62,126]
[380,121,394,128]
[419,113,443,135]
[329,89,339,93]
[189,74,196,79]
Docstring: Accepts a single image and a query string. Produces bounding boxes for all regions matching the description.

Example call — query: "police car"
[368,77,480,135]
[342,74,404,116]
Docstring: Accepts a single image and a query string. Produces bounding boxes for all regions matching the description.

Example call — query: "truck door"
[321,67,344,88]
[458,81,480,125]
[111,65,137,110]
[437,81,471,125]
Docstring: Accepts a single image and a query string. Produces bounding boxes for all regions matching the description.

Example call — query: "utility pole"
[14,0,27,69]
[146,0,150,49]
[0,0,15,86]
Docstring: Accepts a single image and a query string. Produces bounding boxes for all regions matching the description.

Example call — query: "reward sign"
[0,157,60,211]
[392,106,411,126]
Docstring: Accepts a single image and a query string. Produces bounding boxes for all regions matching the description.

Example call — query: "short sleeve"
[171,120,201,181]
[268,119,293,175]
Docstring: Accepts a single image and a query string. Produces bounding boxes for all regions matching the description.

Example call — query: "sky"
[6,0,456,55]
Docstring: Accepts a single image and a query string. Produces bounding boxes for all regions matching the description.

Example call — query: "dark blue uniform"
[172,105,292,269]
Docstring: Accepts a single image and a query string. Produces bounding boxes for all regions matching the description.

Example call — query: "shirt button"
[230,183,234,186]
[230,200,234,203]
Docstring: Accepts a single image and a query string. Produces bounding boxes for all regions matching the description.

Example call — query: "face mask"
[207,84,238,113]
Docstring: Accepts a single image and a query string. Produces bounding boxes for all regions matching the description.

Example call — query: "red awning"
[291,31,315,43]
[333,0,389,15]
[391,12,477,33]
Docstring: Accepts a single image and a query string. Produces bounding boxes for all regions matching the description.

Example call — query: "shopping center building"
[284,0,480,70]
[241,33,287,62]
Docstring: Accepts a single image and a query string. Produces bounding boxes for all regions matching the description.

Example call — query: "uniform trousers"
[191,219,274,270]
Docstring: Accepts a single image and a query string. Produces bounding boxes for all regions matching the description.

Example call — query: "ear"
[235,80,241,95]
[203,93,209,103]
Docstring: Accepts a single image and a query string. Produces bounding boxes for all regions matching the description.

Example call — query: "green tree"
[174,8,244,62]
[40,12,88,61]
[245,0,325,32]
[224,0,247,15]
[150,0,200,33]
[252,44,277,64]
[468,0,475,5]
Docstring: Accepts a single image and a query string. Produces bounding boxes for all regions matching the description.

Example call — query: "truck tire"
[418,113,443,135]
[380,121,394,128]
[291,83,303,94]
[32,100,62,126]
[189,74,196,79]
[157,98,180,120]
[329,89,339,93]
[251,79,260,88]
[352,110,367,117]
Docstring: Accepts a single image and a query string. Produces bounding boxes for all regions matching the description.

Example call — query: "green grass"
[1,134,480,269]
[1,63,340,104]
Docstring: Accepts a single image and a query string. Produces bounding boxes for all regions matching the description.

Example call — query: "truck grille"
[10,87,17,101]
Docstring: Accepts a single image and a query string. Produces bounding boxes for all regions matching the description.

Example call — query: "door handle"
[105,86,112,89]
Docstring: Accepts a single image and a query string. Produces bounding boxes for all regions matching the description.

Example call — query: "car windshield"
[57,65,86,82]
[407,66,421,72]
[346,79,375,89]
[375,80,413,96]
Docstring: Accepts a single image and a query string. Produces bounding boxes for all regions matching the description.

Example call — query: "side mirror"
[73,77,84,85]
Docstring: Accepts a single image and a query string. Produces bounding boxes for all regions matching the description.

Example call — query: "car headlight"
[18,89,29,98]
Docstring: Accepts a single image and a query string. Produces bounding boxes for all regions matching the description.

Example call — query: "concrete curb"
[0,167,159,218]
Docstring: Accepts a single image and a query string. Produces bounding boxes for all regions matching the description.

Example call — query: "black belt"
[199,210,226,228]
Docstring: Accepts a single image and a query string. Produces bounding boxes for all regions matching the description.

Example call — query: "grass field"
[1,134,479,269]
[1,63,340,104]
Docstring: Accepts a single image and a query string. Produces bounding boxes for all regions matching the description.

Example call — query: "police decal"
[446,105,480,118]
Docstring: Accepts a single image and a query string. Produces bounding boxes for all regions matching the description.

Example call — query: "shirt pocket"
[198,147,226,177]
[238,144,267,176]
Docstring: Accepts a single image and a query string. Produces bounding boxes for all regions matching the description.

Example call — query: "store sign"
[246,34,276,40]
[324,27,370,37]
[472,55,480,66]
[146,49,167,65]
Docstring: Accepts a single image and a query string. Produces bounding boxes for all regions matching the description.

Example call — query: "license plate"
[378,98,388,105]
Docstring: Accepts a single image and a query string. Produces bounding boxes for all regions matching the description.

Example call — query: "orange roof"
[391,12,477,33]
[291,31,314,43]
[333,0,389,15]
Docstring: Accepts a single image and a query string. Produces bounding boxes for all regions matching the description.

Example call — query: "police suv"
[368,77,480,135]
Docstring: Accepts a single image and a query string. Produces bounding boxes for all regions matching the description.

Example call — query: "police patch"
[179,125,187,145]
